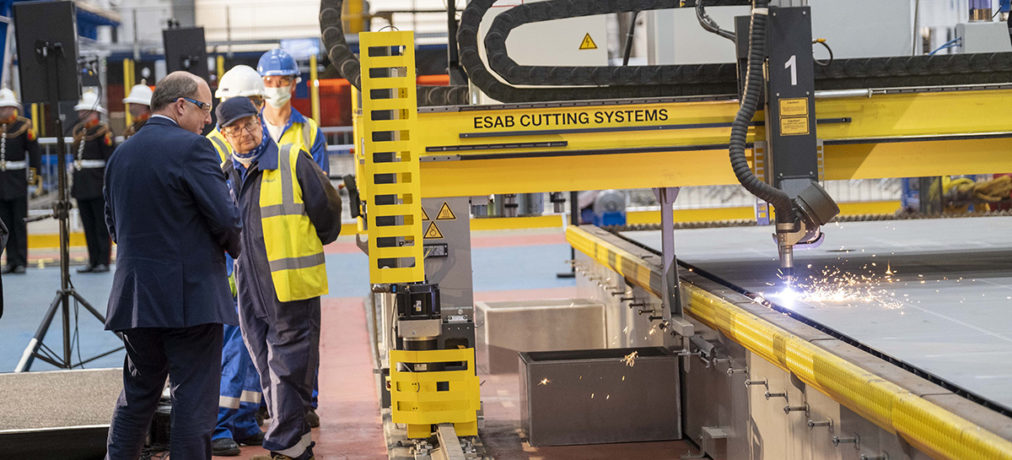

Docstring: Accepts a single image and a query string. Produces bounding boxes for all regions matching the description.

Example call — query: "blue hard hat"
[257,48,298,77]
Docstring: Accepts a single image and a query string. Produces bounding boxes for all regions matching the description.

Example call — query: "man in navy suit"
[103,71,243,460]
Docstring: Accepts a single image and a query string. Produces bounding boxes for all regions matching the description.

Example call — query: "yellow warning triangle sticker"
[424,221,443,239]
[421,207,430,221]
[579,33,598,50]
[436,202,456,220]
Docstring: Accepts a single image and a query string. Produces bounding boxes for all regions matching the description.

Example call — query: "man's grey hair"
[150,72,201,112]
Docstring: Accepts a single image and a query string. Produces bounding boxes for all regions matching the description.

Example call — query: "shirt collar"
[150,114,178,126]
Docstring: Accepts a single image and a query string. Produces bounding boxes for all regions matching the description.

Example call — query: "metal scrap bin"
[519,347,681,446]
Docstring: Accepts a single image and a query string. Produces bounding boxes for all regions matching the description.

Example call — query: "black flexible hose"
[728,1,795,225]
[319,0,467,106]
[696,0,736,41]
[622,11,641,67]
[320,0,361,89]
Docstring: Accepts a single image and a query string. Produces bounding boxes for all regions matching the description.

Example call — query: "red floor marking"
[474,286,579,303]
[324,240,364,254]
[228,297,386,459]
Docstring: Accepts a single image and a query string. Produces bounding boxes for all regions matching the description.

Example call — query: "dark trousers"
[106,324,223,460]
[78,197,111,266]
[238,295,320,459]
[0,196,27,267]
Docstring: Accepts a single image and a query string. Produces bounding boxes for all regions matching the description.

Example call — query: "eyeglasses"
[221,117,260,137]
[180,97,212,113]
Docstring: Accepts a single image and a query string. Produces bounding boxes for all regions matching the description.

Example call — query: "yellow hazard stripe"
[566,225,1012,460]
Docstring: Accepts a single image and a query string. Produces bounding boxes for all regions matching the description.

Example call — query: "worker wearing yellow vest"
[217,97,341,460]
[257,49,329,175]
[207,64,270,457]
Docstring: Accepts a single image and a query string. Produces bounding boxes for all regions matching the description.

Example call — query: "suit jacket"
[103,116,242,331]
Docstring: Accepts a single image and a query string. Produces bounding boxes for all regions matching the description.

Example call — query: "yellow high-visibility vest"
[260,143,327,301]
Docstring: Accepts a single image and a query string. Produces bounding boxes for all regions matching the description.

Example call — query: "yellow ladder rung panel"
[364,98,410,111]
[369,204,417,217]
[360,31,416,47]
[360,30,423,285]
[361,54,413,68]
[362,140,413,153]
[366,118,414,131]
[362,76,415,92]
[370,162,417,175]
[371,266,424,284]
[371,245,422,259]
[368,224,418,238]
[370,183,417,195]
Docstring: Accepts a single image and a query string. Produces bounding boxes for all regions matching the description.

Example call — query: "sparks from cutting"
[764,261,905,310]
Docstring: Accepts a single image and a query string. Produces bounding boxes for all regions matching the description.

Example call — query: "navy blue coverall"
[225,139,341,459]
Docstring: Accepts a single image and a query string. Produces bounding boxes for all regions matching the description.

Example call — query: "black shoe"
[256,405,269,426]
[92,264,110,273]
[305,408,319,428]
[211,437,241,456]
[76,265,95,273]
[237,430,264,446]
[2,265,25,274]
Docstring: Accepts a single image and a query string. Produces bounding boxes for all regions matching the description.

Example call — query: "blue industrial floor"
[0,233,575,373]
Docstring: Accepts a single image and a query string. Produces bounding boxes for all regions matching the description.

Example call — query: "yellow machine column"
[357,30,480,440]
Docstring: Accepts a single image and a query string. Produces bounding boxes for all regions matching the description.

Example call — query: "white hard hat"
[0,88,21,109]
[215,65,266,100]
[74,90,106,114]
[123,84,153,106]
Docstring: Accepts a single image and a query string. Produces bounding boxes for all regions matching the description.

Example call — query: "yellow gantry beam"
[565,225,1012,460]
[412,90,1012,197]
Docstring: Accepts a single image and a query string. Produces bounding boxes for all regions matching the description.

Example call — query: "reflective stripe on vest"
[259,143,327,302]
[207,131,231,164]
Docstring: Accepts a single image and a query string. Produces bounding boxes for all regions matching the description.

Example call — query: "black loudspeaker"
[13,0,81,104]
[163,27,209,79]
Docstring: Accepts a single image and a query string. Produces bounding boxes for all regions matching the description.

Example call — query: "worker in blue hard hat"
[257,48,329,429]
[257,48,329,176]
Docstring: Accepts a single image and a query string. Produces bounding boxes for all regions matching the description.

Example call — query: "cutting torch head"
[774,182,840,286]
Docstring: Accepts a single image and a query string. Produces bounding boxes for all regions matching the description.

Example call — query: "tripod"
[14,40,122,372]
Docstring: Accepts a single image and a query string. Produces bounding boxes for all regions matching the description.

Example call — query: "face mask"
[265,86,291,108]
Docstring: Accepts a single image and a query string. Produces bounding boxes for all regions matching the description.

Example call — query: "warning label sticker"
[579,33,598,50]
[424,222,443,239]
[421,207,430,221]
[780,117,810,136]
[779,98,809,117]
[436,202,456,220]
